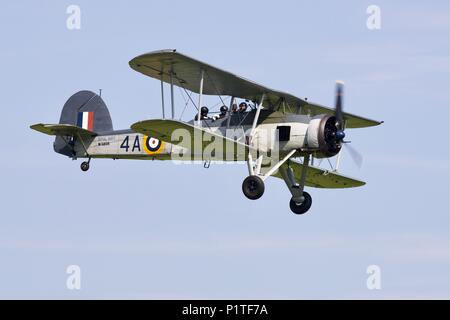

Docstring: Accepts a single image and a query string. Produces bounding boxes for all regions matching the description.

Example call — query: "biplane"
[31,49,382,214]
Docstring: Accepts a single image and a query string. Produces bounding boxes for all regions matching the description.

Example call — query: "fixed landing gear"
[80,158,91,172]
[289,191,312,215]
[242,148,313,213]
[242,175,265,200]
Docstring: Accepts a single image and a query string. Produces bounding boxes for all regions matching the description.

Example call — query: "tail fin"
[54,90,113,156]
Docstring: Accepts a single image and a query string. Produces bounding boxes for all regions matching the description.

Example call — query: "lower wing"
[271,160,365,188]
[131,119,254,160]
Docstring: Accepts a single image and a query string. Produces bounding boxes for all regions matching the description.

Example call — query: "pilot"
[231,104,238,113]
[212,105,228,121]
[238,102,248,113]
[194,106,210,121]
[220,105,229,117]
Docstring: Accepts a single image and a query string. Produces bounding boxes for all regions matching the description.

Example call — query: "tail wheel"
[289,192,312,215]
[80,161,90,172]
[242,175,265,200]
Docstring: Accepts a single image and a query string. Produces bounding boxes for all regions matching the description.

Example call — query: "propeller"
[342,143,363,168]
[333,81,363,168]
[334,80,346,141]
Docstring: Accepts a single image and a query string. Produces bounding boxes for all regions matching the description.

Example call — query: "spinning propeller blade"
[334,80,363,168]
[335,80,344,130]
[343,143,363,169]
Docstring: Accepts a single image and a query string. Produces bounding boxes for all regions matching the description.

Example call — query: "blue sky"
[1,0,450,299]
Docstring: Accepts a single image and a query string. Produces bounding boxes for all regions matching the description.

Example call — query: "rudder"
[54,90,113,156]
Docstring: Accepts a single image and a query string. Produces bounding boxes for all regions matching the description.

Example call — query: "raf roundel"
[143,136,163,154]
[147,137,161,151]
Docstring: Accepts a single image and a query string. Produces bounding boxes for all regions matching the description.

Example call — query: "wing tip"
[371,120,384,127]
[30,123,47,133]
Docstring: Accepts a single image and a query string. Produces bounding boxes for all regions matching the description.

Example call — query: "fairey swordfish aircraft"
[31,49,382,215]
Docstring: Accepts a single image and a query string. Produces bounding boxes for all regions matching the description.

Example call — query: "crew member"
[238,102,248,113]
[212,105,229,121]
[194,106,210,121]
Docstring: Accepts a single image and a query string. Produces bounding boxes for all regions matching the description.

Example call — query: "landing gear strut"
[242,175,265,200]
[278,154,314,215]
[80,158,91,172]
[289,191,312,215]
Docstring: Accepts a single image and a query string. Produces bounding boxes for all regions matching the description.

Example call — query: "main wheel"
[289,192,312,215]
[80,161,90,172]
[242,175,265,200]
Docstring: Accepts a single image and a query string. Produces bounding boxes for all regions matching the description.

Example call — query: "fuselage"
[70,110,316,161]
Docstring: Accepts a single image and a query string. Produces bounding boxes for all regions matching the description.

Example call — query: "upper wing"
[272,160,365,189]
[131,119,252,160]
[129,49,382,128]
[30,123,97,137]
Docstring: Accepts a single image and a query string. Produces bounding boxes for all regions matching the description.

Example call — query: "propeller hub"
[335,130,345,141]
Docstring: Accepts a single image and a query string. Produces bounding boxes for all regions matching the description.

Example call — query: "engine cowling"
[306,115,342,158]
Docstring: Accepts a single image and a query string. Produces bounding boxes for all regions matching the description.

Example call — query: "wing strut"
[249,94,265,142]
[247,94,266,176]
[196,69,204,127]
[160,65,165,119]
[170,69,175,119]
[226,96,235,128]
